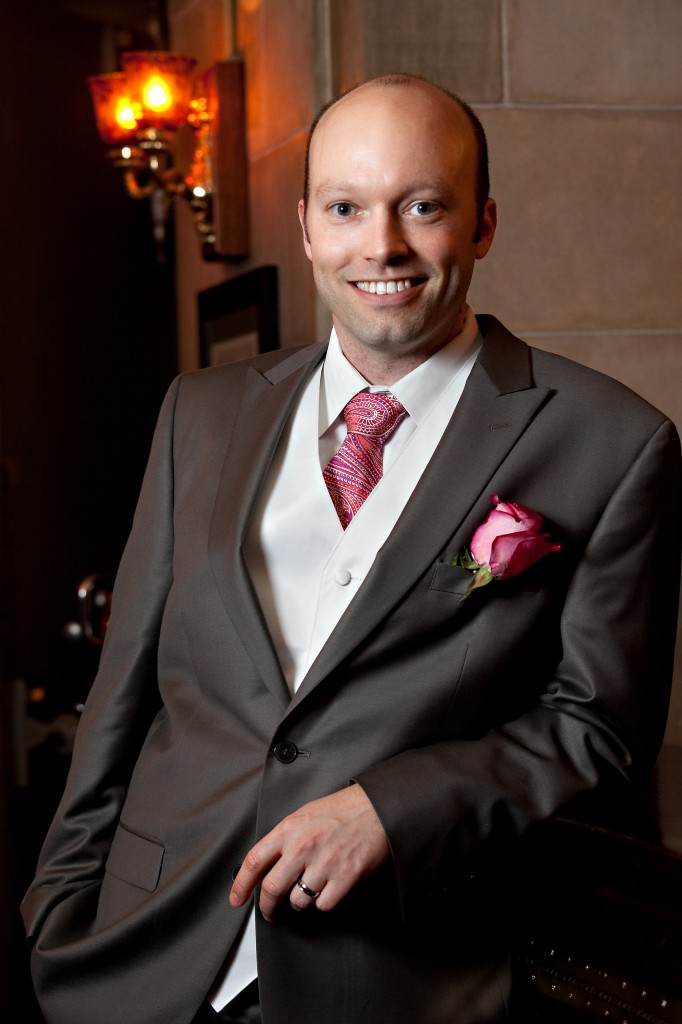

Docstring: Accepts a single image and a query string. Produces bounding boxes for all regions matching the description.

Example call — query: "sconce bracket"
[200,58,249,260]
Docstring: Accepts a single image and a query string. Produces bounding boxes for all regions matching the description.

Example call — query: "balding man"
[23,74,681,1024]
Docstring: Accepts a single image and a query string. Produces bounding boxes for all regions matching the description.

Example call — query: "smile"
[354,278,416,294]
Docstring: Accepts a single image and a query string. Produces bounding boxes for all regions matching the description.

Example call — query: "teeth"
[356,279,413,293]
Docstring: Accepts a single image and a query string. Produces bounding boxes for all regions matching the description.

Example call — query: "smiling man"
[23,75,681,1024]
[297,80,496,383]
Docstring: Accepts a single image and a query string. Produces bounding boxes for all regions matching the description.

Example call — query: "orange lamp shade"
[121,51,197,132]
[87,72,138,145]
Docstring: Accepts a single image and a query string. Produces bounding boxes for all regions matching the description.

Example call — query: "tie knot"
[342,391,407,444]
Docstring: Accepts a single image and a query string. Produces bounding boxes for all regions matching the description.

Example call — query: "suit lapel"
[289,317,551,707]
[208,343,326,705]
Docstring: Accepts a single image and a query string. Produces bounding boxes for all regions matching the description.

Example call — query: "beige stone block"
[507,0,682,105]
[336,0,502,102]
[526,331,682,433]
[249,133,318,347]
[468,109,682,332]
[238,0,316,158]
[170,0,236,69]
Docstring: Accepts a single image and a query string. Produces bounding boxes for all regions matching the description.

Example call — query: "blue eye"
[331,202,354,217]
[411,201,438,216]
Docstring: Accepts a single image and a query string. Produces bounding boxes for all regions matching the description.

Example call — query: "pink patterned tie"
[323,391,407,529]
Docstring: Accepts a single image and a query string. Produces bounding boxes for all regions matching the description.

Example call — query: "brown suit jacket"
[22,316,682,1024]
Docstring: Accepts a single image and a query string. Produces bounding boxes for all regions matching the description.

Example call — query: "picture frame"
[198,265,279,368]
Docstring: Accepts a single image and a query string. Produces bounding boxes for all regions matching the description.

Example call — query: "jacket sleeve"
[21,376,181,943]
[355,416,682,911]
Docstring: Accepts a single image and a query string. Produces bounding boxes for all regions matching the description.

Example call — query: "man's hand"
[229,784,390,921]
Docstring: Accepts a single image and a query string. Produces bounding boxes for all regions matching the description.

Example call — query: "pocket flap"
[429,563,473,595]
[105,823,165,892]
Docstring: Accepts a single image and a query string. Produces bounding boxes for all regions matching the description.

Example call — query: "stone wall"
[168,0,682,743]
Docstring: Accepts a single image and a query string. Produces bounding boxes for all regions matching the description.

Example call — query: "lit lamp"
[87,51,248,260]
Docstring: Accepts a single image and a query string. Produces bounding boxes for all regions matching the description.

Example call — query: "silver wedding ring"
[296,878,320,900]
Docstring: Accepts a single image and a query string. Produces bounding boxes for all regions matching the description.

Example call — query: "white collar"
[318,305,481,435]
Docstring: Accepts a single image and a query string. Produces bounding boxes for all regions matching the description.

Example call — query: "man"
[22,74,681,1024]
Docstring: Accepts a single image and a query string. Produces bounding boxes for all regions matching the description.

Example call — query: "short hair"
[302,73,490,231]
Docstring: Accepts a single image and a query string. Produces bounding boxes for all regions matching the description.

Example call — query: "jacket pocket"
[105,823,165,892]
[429,563,474,596]
[430,561,542,596]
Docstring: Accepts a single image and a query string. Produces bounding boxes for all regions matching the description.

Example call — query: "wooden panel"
[199,58,249,259]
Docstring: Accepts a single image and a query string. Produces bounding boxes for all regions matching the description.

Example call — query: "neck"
[336,306,470,386]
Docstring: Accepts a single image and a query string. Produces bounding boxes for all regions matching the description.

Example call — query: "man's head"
[298,74,497,381]
[302,73,491,239]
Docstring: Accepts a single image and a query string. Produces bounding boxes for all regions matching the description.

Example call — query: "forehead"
[308,83,477,192]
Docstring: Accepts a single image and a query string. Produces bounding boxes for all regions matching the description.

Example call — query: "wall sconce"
[87,51,249,260]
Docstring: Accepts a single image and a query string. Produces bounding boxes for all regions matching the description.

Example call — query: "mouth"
[353,277,424,295]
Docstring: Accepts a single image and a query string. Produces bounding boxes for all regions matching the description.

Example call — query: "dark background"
[0,2,177,1017]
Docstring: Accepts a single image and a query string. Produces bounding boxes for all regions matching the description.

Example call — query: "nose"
[363,209,409,264]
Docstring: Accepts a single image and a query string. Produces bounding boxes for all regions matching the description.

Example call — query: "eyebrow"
[312,179,454,200]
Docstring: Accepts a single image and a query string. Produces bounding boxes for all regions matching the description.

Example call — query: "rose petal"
[471,507,537,566]
[493,499,543,532]
[489,531,561,579]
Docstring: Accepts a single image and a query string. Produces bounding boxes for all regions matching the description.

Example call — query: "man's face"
[299,83,496,374]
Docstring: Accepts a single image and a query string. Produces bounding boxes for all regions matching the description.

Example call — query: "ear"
[475,197,497,260]
[298,199,313,261]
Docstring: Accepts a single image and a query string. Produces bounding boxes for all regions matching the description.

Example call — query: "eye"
[329,202,355,217]
[408,200,440,216]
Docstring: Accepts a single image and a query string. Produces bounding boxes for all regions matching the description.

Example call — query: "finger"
[289,875,325,912]
[307,875,354,913]
[258,859,308,921]
[229,840,280,907]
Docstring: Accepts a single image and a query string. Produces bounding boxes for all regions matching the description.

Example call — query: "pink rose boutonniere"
[453,495,561,600]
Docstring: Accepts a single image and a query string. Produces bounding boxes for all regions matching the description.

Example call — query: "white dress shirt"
[210,307,481,1009]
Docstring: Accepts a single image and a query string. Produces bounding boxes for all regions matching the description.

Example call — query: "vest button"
[273,740,298,764]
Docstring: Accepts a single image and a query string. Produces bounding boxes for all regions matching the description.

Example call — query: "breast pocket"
[429,563,474,596]
[429,561,542,597]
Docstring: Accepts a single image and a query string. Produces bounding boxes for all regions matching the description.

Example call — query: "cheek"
[307,224,359,270]
[439,247,475,293]
[311,261,346,305]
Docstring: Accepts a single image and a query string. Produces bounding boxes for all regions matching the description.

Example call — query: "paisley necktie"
[323,391,407,529]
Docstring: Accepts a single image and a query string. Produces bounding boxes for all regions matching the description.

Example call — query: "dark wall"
[1,2,177,688]
[0,1,177,1014]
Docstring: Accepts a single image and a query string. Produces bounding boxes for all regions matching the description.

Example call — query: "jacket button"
[273,740,298,764]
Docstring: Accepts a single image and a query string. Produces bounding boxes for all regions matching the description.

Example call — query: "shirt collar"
[318,305,482,435]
